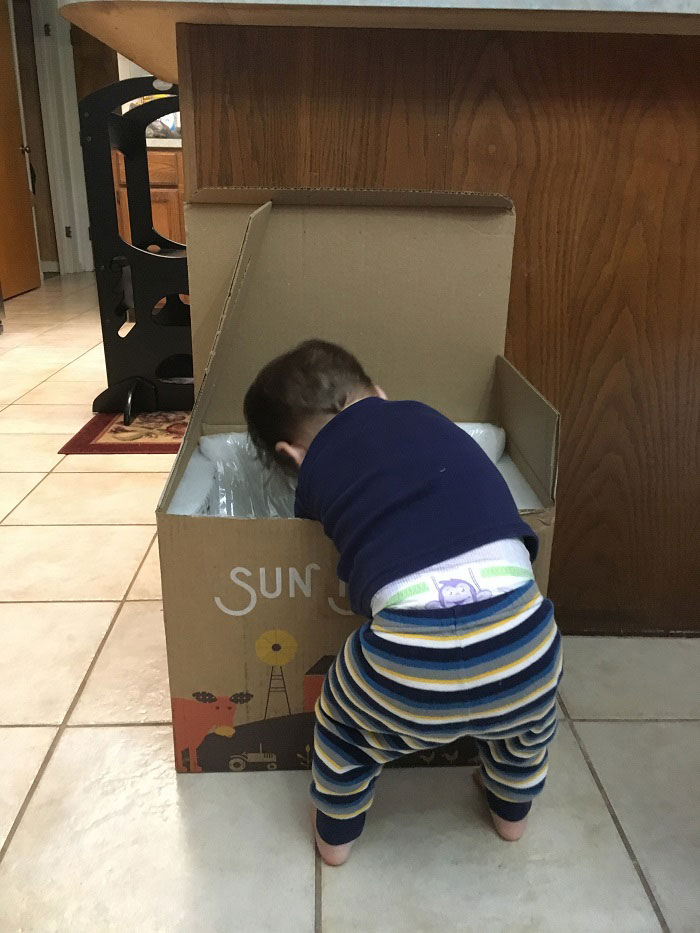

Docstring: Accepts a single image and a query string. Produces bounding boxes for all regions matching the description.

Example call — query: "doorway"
[12,0,58,274]
[1,0,119,304]
[0,0,40,299]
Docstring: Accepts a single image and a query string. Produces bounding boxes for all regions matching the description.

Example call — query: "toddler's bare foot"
[311,808,355,867]
[472,770,528,842]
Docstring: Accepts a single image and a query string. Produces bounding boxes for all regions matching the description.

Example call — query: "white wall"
[32,0,93,274]
[117,53,150,80]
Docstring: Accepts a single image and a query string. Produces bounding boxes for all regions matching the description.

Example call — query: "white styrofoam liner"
[495,455,544,512]
[167,423,543,518]
[167,447,216,516]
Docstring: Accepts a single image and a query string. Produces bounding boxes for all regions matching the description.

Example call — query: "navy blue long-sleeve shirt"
[294,397,538,618]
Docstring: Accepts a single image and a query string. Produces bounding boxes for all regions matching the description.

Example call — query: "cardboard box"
[157,190,559,774]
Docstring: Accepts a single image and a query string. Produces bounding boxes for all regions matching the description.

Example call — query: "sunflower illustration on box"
[255,629,298,718]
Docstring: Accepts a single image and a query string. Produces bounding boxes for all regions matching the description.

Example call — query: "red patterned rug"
[59,411,190,455]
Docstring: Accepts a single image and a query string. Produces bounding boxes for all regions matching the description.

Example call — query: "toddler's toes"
[490,812,527,842]
[316,838,355,866]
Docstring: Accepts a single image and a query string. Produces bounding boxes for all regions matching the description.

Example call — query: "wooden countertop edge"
[61,1,700,83]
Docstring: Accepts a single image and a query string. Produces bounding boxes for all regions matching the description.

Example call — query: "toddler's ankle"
[472,769,531,842]
[312,808,366,866]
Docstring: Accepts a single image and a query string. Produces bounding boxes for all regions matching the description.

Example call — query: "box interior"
[160,193,558,519]
[165,424,545,520]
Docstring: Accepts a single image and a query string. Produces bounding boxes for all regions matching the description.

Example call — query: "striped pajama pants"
[311,581,563,843]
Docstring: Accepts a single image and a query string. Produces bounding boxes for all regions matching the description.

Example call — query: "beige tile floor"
[1,276,698,931]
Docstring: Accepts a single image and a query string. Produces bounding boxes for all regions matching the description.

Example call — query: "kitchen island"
[60,0,700,636]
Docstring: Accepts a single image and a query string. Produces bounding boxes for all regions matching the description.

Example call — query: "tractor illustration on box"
[228,743,278,772]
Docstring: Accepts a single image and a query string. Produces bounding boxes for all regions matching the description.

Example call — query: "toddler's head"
[244,339,383,473]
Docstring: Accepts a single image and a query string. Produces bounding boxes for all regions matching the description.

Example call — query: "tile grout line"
[0,725,61,730]
[4,715,696,729]
[314,847,322,933]
[0,442,76,522]
[0,721,172,729]
[558,695,670,933]
[0,530,158,866]
[0,598,161,605]
[2,336,104,408]
[2,495,164,524]
[0,318,91,345]
[0,468,172,473]
[0,475,47,523]
[1,523,158,528]
[0,331,103,495]
[68,721,172,728]
[3,313,94,329]
[569,717,700,723]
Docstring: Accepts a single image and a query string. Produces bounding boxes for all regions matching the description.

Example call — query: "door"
[12,0,58,268]
[0,0,40,298]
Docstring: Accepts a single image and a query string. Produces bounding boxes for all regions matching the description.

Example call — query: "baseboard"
[556,607,700,636]
[41,261,60,273]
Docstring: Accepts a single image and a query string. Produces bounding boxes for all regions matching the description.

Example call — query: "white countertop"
[60,0,700,13]
[60,0,700,83]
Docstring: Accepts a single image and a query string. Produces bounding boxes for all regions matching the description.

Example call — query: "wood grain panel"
[306,29,450,189]
[444,32,700,633]
[70,23,118,101]
[179,25,700,633]
[183,25,451,191]
[187,25,308,189]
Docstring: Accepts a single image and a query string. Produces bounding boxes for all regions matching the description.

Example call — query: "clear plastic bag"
[200,432,296,518]
[167,447,216,516]
[195,422,505,519]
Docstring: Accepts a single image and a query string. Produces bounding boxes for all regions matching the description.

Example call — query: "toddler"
[244,339,563,866]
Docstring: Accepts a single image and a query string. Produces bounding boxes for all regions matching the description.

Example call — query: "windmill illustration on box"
[256,629,298,718]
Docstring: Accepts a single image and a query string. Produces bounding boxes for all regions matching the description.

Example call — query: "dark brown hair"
[244,339,374,473]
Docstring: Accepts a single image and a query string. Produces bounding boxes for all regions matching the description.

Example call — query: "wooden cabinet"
[149,188,184,243]
[179,24,700,635]
[113,146,185,245]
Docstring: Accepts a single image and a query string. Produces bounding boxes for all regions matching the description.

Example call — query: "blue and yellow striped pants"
[312,581,563,843]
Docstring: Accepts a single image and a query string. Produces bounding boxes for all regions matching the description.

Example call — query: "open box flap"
[190,190,516,426]
[495,356,560,505]
[157,202,272,513]
[198,201,273,392]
